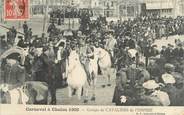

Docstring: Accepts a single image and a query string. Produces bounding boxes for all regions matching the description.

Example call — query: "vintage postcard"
[0,0,184,115]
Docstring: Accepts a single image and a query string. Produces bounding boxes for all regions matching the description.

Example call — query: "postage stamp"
[4,0,29,20]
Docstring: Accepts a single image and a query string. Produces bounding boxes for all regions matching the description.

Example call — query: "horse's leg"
[83,84,89,103]
[107,68,111,86]
[3,92,11,104]
[91,75,96,101]
[107,75,111,86]
[49,89,56,105]
[68,86,72,98]
[102,68,111,87]
[77,87,82,100]
[101,68,106,88]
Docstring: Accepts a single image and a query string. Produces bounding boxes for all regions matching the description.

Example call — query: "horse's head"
[68,51,80,72]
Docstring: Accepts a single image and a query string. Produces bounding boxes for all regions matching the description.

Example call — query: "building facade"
[91,0,119,17]
[79,0,91,8]
[91,0,143,18]
[118,0,142,18]
[29,0,143,18]
[143,0,184,17]
[29,0,184,18]
[176,0,184,16]
[30,0,80,15]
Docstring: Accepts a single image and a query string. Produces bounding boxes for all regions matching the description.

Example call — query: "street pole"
[43,0,48,33]
[69,10,71,30]
[0,0,3,23]
[126,2,127,20]
[68,0,72,30]
[72,8,75,28]
[103,2,105,17]
[18,21,21,29]
[117,2,119,19]
[64,7,65,24]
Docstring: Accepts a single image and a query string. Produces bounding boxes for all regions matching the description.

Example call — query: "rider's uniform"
[86,46,98,78]
[105,36,117,57]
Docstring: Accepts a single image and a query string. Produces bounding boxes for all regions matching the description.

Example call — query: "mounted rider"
[104,29,117,67]
[55,39,68,86]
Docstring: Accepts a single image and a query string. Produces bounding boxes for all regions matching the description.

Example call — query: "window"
[182,5,184,15]
[127,6,135,16]
[71,0,74,5]
[111,1,114,7]
[107,2,109,7]
[162,9,172,14]
[119,5,126,16]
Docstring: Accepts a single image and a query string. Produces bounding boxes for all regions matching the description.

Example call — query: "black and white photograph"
[0,0,184,107]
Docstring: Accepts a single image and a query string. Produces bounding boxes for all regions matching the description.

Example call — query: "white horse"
[66,50,88,100]
[95,47,112,87]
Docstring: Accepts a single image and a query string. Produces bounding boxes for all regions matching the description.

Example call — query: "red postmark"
[4,0,29,20]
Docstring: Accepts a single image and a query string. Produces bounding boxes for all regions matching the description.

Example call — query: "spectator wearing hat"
[113,68,137,106]
[26,28,32,43]
[151,45,159,56]
[173,43,184,61]
[136,62,150,86]
[17,36,26,48]
[165,22,170,39]
[128,38,136,49]
[41,33,47,45]
[126,61,138,88]
[144,44,159,67]
[160,46,167,58]
[47,22,56,38]
[165,44,174,62]
[161,63,184,105]
[7,29,14,46]
[11,26,17,43]
[47,41,56,62]
[23,21,28,34]
[2,58,26,103]
[112,68,128,105]
[32,46,48,82]
[58,16,61,26]
[55,40,68,87]
[161,63,176,84]
[32,35,43,48]
[134,85,162,106]
[137,37,148,54]
[161,78,180,106]
[172,74,184,106]
[0,35,8,53]
[39,43,57,104]
[104,31,117,66]
[142,80,170,106]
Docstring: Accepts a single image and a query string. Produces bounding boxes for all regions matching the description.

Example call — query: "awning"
[146,2,174,9]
